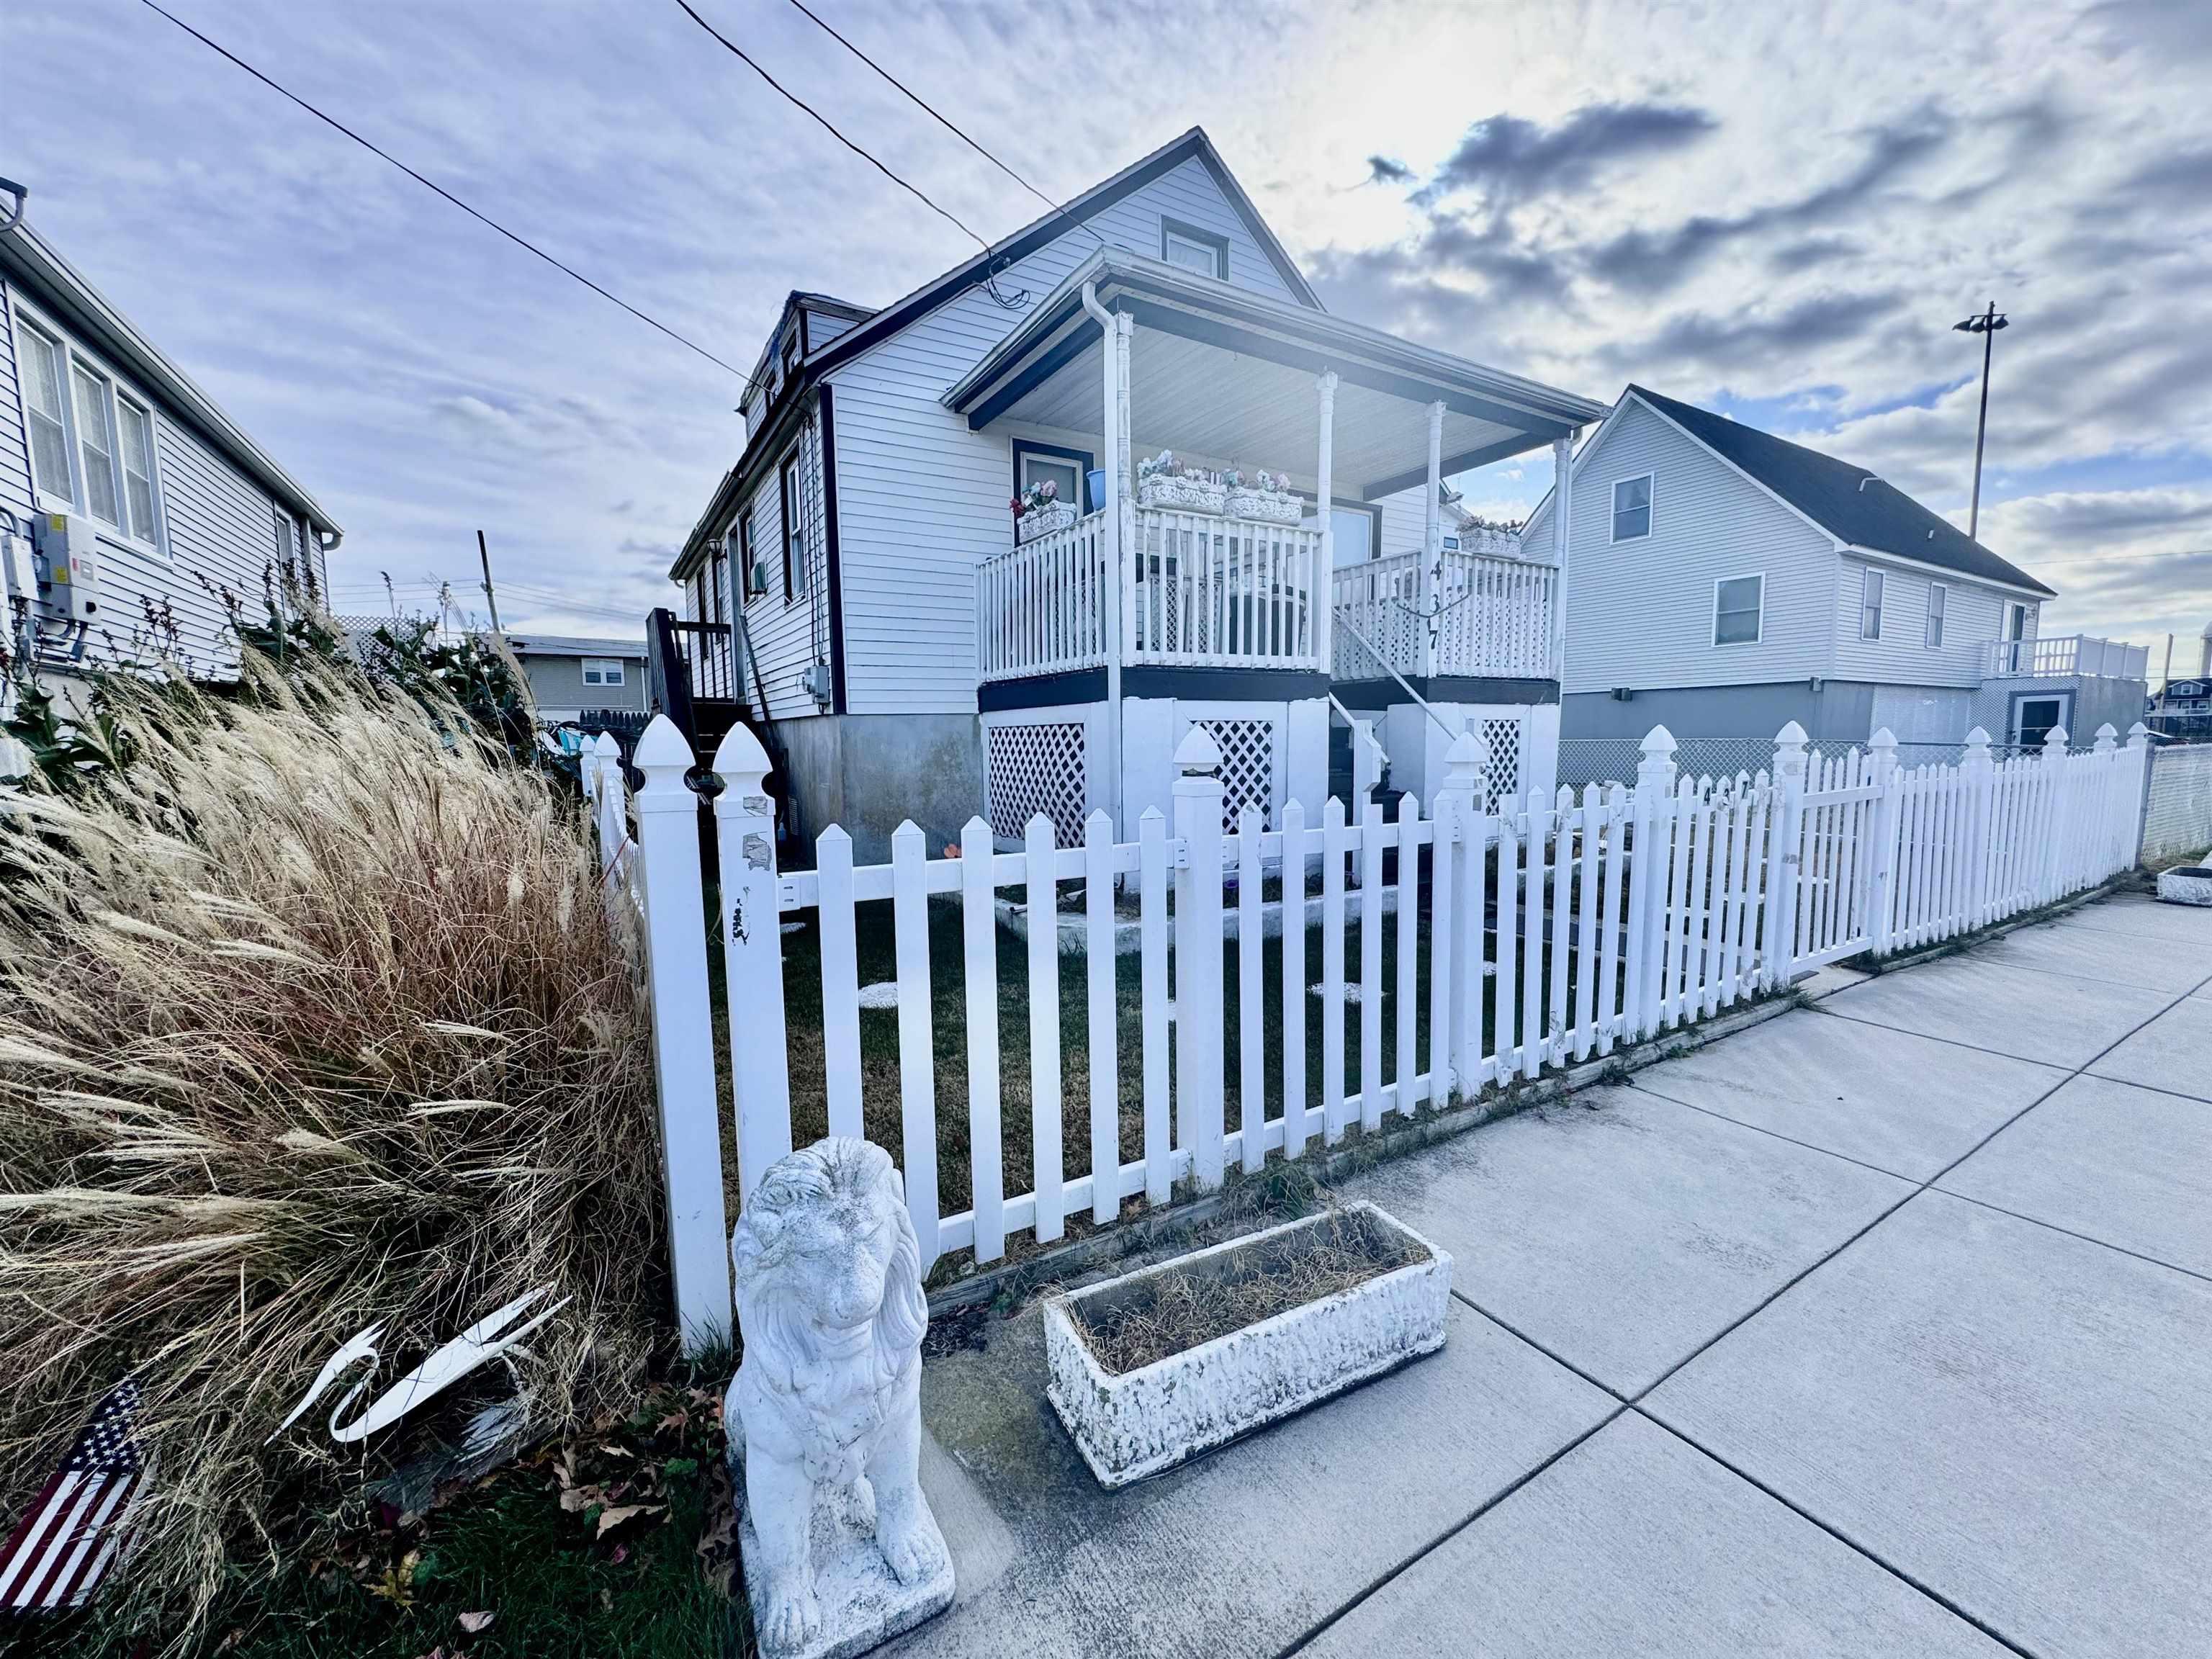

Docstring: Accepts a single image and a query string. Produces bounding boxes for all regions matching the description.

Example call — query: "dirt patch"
[1067,1208,1424,1375]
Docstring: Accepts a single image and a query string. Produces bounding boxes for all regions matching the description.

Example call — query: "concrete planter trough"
[1042,1202,1450,1488]
[2156,866,2212,906]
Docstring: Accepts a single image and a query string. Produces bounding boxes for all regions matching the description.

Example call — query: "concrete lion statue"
[727,1137,950,1656]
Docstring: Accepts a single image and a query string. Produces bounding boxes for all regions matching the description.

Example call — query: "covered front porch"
[947,252,1604,837]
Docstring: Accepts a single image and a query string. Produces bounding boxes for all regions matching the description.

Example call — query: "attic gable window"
[1161,219,1227,280]
[1611,475,1653,541]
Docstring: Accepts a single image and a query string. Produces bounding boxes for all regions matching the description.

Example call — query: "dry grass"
[1067,1208,1424,1374]
[0,661,666,1650]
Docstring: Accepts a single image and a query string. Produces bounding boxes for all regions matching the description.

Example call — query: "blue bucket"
[1087,468,1106,513]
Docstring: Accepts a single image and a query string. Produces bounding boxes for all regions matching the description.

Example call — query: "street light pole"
[1954,300,2008,541]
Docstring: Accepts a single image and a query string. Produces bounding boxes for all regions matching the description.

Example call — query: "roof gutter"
[1,221,341,540]
[1837,541,2056,600]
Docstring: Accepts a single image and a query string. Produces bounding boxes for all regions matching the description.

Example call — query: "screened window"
[1859,569,1884,639]
[1015,447,1084,529]
[19,322,73,507]
[582,658,626,687]
[1161,222,1226,279]
[1714,575,1763,645]
[780,456,805,601]
[1611,475,1652,541]
[1925,583,1947,649]
[14,305,166,547]
[71,361,122,526]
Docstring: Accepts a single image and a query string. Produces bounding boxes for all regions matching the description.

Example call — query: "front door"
[2011,692,2070,747]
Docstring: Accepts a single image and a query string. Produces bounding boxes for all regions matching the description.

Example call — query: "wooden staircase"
[643,608,801,850]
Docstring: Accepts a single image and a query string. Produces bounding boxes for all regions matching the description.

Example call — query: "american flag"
[0,1380,149,1616]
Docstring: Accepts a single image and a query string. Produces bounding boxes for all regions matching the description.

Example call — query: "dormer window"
[781,327,801,382]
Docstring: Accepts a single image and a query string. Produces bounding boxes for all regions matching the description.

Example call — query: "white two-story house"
[1,206,339,688]
[1527,386,2147,769]
[665,129,1607,859]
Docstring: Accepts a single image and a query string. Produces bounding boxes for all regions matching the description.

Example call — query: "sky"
[6,0,2210,679]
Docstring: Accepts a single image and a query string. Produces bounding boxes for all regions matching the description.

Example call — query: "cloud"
[1599,291,1907,379]
[1416,102,1717,207]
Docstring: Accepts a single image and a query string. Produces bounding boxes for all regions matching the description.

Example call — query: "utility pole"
[1953,301,2008,541]
[476,529,504,635]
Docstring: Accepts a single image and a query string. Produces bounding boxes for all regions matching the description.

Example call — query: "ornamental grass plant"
[0,658,667,1650]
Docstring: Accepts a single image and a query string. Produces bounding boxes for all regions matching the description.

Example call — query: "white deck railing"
[1331,549,1557,680]
[978,506,1325,681]
[1986,634,2149,680]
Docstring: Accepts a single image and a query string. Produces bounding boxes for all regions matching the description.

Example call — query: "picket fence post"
[1961,727,1995,931]
[2126,722,2153,868]
[2038,726,2070,903]
[590,732,626,874]
[1863,728,1900,954]
[2091,724,2119,882]
[1436,731,1486,1099]
[713,722,792,1208]
[1627,725,1676,1038]
[1172,727,1226,1192]
[1766,721,1809,988]
[631,715,733,1353]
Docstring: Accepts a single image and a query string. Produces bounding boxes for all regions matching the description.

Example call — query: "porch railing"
[976,506,1324,682]
[1986,634,2149,681]
[1331,549,1557,680]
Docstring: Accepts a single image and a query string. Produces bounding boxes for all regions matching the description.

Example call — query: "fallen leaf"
[655,1409,688,1434]
[458,1611,495,1634]
[595,1502,663,1538]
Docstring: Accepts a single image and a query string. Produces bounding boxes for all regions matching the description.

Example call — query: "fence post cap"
[1174,725,1223,774]
[2043,725,2070,751]
[2093,722,2118,752]
[2127,721,2151,747]
[711,720,773,789]
[1961,726,1989,746]
[1639,724,1678,757]
[592,731,621,758]
[1869,726,1899,752]
[1773,719,1809,748]
[632,714,693,775]
[1443,729,1488,787]
[891,818,925,845]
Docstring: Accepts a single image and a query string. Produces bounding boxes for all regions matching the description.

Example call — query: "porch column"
[1114,312,1136,832]
[1315,369,1338,673]
[1550,430,1575,683]
[1421,399,1444,680]
[1097,304,1127,837]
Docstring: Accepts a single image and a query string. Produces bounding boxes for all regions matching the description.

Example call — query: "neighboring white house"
[0,207,339,688]
[1525,386,2149,768]
[667,128,1606,858]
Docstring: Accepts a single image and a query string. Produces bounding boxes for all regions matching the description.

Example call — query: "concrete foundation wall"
[774,711,981,863]
[1563,681,1877,744]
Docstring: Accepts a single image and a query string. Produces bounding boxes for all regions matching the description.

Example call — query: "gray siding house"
[1,212,338,686]
[669,130,1603,859]
[1527,387,2146,767]
[505,633,646,724]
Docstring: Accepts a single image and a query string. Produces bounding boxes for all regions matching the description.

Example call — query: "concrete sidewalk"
[893,891,2212,1658]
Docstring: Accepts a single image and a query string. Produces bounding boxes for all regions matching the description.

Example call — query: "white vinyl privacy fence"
[588,717,2152,1350]
[2141,742,2212,865]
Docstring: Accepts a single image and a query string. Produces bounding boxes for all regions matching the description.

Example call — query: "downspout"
[1079,281,1125,837]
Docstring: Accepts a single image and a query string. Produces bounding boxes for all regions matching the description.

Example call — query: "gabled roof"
[2,218,340,541]
[676,128,1318,575]
[1624,385,2055,597]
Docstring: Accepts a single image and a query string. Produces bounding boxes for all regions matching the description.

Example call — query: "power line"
[136,0,760,390]
[673,0,1008,272]
[777,0,1105,251]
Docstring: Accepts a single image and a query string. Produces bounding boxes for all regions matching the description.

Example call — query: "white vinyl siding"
[0,276,35,515]
[732,408,829,720]
[1833,554,2024,688]
[824,153,1302,716]
[1534,399,1837,696]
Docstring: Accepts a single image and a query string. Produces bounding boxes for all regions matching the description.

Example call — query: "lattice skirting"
[1197,717,1275,831]
[1478,716,1524,802]
[986,721,1088,845]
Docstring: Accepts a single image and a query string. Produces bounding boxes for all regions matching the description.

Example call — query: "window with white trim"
[13,306,166,548]
[1161,223,1225,279]
[1925,583,1946,648]
[1859,568,1884,639]
[1714,574,1763,645]
[1611,474,1652,541]
[581,657,626,687]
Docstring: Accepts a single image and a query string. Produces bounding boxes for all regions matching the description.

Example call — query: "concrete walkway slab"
[1632,1008,2064,1180]
[2088,992,2212,1101]
[1973,913,2212,992]
[1646,1192,2212,1659]
[1939,1074,2212,1275]
[1339,1087,1909,1395]
[1302,1413,2010,1659]
[892,1300,1613,1659]
[1820,954,2153,1067]
[2048,891,2212,948]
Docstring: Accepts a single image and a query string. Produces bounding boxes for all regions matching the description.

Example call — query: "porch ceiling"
[945,251,1611,500]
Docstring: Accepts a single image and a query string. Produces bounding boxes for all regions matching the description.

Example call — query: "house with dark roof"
[1524,386,2148,768]
[1,205,340,688]
[661,128,1607,859]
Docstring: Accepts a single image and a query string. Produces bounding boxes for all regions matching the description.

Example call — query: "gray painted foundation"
[773,712,981,863]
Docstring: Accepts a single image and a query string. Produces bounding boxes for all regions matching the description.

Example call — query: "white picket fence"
[588,717,2152,1350]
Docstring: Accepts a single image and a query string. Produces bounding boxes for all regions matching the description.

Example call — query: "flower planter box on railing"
[1138,474,1226,515]
[1222,487,1303,525]
[1043,1202,1451,1488]
[1016,501,1078,544]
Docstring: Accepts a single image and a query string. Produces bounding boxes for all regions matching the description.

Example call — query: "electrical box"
[0,519,34,610]
[802,662,833,706]
[30,513,102,624]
